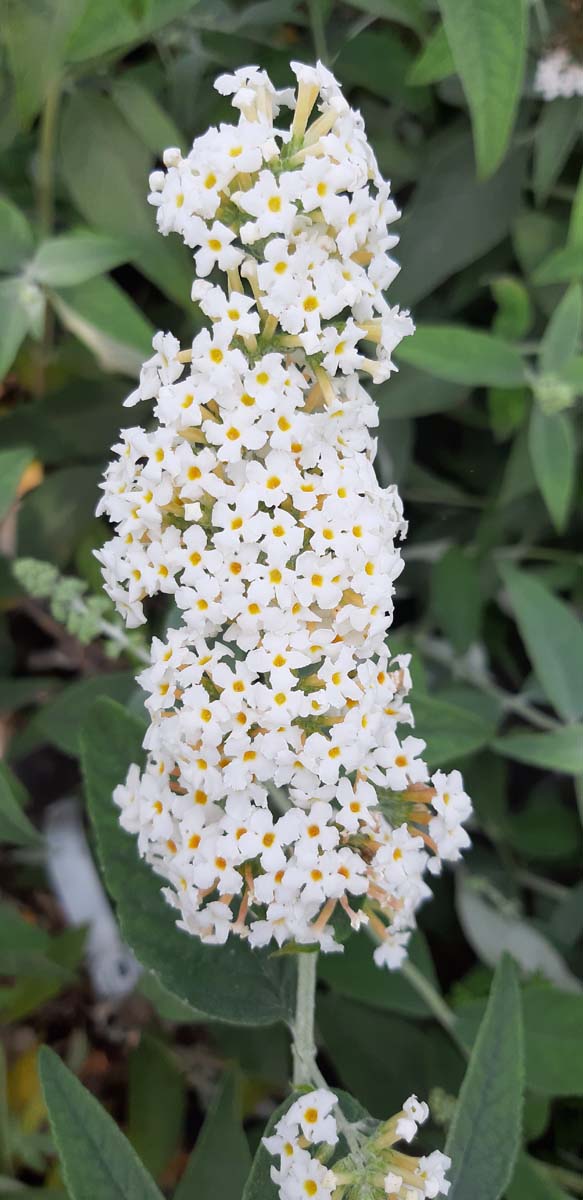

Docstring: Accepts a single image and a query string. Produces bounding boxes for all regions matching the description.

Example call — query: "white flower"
[97,61,472,963]
[536,47,583,100]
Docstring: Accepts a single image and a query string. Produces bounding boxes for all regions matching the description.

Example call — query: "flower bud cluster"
[97,62,472,964]
[264,1088,451,1199]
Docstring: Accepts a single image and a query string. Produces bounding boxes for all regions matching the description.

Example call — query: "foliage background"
[0,0,582,1197]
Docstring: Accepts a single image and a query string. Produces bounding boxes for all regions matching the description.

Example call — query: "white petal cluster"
[264,1089,339,1199]
[535,46,583,99]
[97,61,472,964]
[264,1089,451,1200]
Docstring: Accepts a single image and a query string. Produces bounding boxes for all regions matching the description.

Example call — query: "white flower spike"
[98,62,472,965]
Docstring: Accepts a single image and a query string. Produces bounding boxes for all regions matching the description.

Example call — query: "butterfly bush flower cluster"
[535,45,583,98]
[97,62,472,966]
[264,1087,451,1199]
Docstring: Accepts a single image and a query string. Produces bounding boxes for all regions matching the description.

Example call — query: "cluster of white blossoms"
[535,45,583,99]
[97,61,472,966]
[264,1088,451,1199]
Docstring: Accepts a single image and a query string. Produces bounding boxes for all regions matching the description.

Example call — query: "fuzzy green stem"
[400,960,469,1059]
[308,0,329,62]
[37,78,61,239]
[292,951,318,1087]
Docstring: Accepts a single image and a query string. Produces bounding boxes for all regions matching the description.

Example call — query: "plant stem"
[37,79,61,239]
[400,960,469,1059]
[541,1163,583,1195]
[292,951,318,1087]
[308,0,329,63]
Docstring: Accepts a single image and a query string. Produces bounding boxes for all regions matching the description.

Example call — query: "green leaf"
[0,278,34,378]
[507,1153,570,1200]
[528,407,576,532]
[398,137,526,306]
[397,325,526,386]
[540,284,582,375]
[0,761,41,846]
[18,672,138,758]
[0,445,33,520]
[1,0,78,125]
[408,23,455,85]
[82,698,295,1026]
[345,0,428,34]
[32,231,136,287]
[319,929,440,1018]
[38,1046,164,1200]
[487,387,528,440]
[431,547,482,653]
[0,925,86,1024]
[128,1035,185,1181]
[499,565,583,721]
[51,276,154,377]
[491,276,533,340]
[378,364,468,418]
[412,694,496,766]
[533,243,583,285]
[111,78,184,156]
[494,726,583,774]
[437,0,527,178]
[59,90,192,307]
[456,987,583,1097]
[446,956,523,1200]
[17,464,102,565]
[336,31,418,106]
[0,195,35,271]
[174,1069,251,1200]
[533,99,581,207]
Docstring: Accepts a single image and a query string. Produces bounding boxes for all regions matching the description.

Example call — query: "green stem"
[292,951,318,1087]
[308,0,329,63]
[37,78,61,239]
[400,960,469,1059]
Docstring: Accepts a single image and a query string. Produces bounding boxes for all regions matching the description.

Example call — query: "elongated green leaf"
[2,0,78,125]
[508,1153,570,1200]
[39,1046,164,1200]
[0,445,33,520]
[0,195,34,271]
[51,276,154,377]
[82,698,295,1025]
[0,761,41,846]
[128,1036,185,1181]
[111,78,184,156]
[456,987,583,1097]
[533,99,582,206]
[431,547,482,653]
[398,136,525,306]
[0,278,33,378]
[500,565,583,722]
[491,276,533,340]
[528,407,576,532]
[174,1069,251,1200]
[540,284,582,375]
[408,23,455,85]
[446,956,523,1200]
[437,0,527,177]
[494,726,583,774]
[533,243,583,285]
[345,0,427,34]
[412,693,497,766]
[32,231,136,286]
[397,325,526,386]
[20,671,137,757]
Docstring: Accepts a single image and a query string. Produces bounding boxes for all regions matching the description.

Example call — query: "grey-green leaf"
[0,195,35,271]
[174,1069,251,1200]
[528,407,576,532]
[446,955,523,1200]
[0,445,33,520]
[500,565,583,722]
[408,23,455,85]
[38,1046,165,1200]
[540,284,582,376]
[494,726,583,774]
[82,698,295,1025]
[32,231,136,287]
[437,0,528,178]
[397,325,526,387]
[0,761,41,847]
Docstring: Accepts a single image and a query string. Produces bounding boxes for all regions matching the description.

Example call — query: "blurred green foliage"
[0,0,582,1197]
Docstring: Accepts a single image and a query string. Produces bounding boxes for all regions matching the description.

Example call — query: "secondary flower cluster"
[264,1088,451,1199]
[98,62,472,965]
[535,46,583,98]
